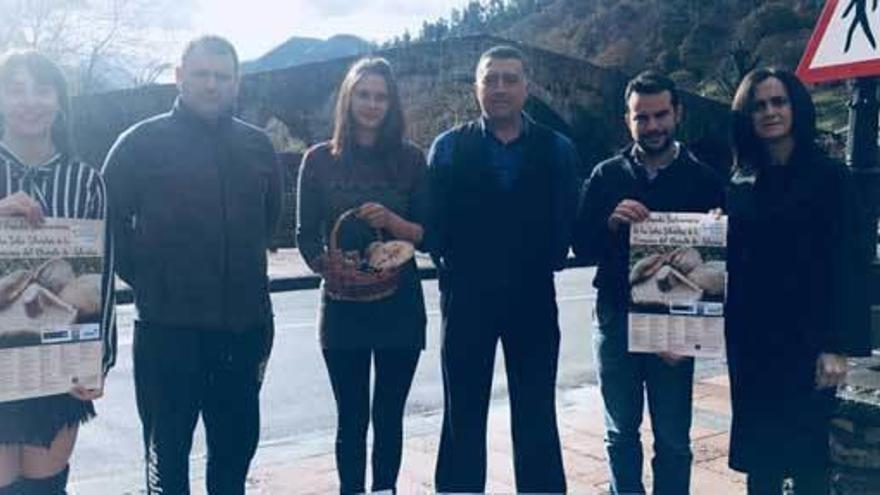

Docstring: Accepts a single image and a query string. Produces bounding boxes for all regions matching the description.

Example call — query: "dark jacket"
[573,144,725,307]
[427,117,580,293]
[426,117,580,334]
[103,99,282,331]
[296,141,428,349]
[725,149,871,472]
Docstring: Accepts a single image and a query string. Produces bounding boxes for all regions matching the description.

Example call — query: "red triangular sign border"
[797,0,880,83]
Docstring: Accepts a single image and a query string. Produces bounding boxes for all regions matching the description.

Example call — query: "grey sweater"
[296,141,428,350]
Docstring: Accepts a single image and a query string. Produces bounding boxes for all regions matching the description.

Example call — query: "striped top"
[0,143,116,375]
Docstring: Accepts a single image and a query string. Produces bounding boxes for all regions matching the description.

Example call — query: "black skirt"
[0,394,95,447]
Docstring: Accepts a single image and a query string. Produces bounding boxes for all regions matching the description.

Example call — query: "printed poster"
[629,212,727,358]
[0,218,104,402]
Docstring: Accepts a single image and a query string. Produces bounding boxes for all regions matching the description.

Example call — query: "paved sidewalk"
[117,250,744,494]
[267,248,313,279]
[233,373,744,494]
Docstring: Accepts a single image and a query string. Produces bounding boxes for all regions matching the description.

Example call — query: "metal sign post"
[798,0,880,348]
[845,77,880,347]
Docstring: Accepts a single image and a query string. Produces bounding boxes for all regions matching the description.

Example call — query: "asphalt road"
[69,267,599,491]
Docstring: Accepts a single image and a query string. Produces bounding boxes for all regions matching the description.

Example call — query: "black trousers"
[434,283,566,493]
[746,468,829,495]
[133,321,272,495]
[322,348,420,494]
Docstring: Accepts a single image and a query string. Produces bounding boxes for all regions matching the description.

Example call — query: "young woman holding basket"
[296,57,428,494]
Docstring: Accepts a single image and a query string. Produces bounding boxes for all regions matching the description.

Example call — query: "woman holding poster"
[726,68,869,494]
[0,51,115,494]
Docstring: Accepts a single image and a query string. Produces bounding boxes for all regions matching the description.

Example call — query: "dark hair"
[624,70,680,110]
[0,50,73,157]
[330,57,405,158]
[476,45,527,74]
[731,67,816,170]
[181,35,239,74]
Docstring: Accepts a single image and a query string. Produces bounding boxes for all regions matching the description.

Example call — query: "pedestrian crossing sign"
[797,0,880,83]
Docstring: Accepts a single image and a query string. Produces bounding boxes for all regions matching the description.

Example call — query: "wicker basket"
[320,208,404,302]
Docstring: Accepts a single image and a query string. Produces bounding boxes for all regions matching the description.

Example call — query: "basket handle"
[329,207,383,253]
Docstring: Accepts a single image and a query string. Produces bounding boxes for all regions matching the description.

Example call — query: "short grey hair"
[181,35,239,73]
[475,45,528,77]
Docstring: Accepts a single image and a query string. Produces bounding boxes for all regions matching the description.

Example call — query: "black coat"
[573,144,725,307]
[103,99,282,331]
[725,148,870,473]
[427,119,579,327]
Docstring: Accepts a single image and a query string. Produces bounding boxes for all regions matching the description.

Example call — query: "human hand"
[0,192,44,226]
[656,351,687,366]
[708,208,724,219]
[816,353,847,389]
[69,383,103,401]
[608,199,649,232]
[357,202,402,231]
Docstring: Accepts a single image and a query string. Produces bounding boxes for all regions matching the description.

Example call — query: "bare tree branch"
[1,0,188,94]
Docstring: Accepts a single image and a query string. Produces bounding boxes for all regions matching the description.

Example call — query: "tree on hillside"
[735,2,806,46]
[680,22,730,78]
[458,1,487,34]
[712,41,762,99]
[414,0,546,43]
[402,0,822,99]
[420,19,449,42]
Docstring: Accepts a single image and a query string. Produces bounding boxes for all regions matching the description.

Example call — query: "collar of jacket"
[0,141,64,181]
[171,96,234,133]
[478,111,533,141]
[618,141,690,180]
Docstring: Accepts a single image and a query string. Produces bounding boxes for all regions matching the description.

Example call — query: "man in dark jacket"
[103,35,281,494]
[427,45,580,493]
[573,71,724,495]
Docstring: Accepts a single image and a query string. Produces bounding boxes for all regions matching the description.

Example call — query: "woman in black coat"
[726,68,869,494]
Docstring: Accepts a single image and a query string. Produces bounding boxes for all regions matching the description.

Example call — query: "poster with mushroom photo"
[0,217,104,402]
[628,212,727,358]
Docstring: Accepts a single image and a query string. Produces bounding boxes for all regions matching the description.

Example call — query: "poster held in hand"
[0,218,104,402]
[628,212,727,358]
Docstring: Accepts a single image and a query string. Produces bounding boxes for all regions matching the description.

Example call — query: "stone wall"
[831,356,880,494]
[273,152,302,250]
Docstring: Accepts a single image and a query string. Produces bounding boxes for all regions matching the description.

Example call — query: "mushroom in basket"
[366,240,415,271]
[321,208,416,302]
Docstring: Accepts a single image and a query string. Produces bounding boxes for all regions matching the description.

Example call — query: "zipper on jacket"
[213,132,231,329]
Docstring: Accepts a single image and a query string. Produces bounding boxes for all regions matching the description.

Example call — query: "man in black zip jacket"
[427,45,580,493]
[573,72,723,495]
[103,36,281,495]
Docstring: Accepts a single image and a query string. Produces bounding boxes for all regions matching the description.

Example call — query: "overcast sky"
[189,0,471,60]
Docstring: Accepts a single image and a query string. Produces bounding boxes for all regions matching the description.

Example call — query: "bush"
[655,49,681,74]
[736,2,806,46]
[680,22,730,78]
[754,30,812,70]
[669,69,699,91]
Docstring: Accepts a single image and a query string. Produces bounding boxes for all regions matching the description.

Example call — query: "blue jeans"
[593,301,694,495]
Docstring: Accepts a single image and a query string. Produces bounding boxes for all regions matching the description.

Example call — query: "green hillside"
[411,0,847,134]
